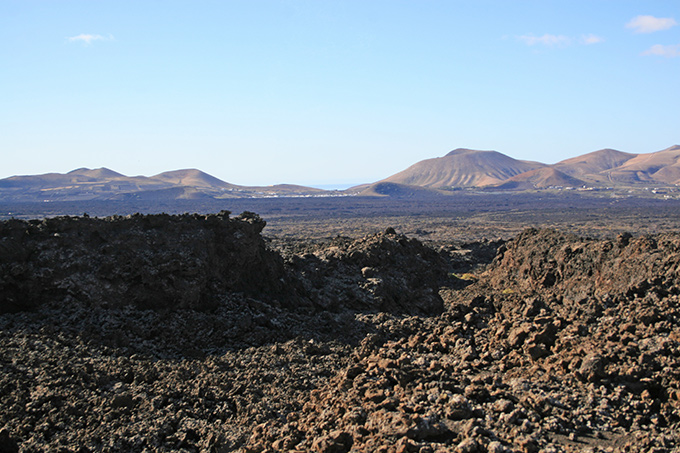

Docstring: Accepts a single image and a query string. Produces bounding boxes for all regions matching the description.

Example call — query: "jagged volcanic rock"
[485,228,680,302]
[1,220,679,452]
[0,211,287,312]
[288,227,453,315]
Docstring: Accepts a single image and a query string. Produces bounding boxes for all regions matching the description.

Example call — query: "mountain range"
[1,145,678,202]
[355,145,680,196]
[0,168,328,203]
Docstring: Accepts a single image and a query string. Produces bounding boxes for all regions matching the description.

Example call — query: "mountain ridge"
[493,167,586,191]
[381,148,544,188]
[1,145,679,202]
[380,145,680,192]
[0,168,332,202]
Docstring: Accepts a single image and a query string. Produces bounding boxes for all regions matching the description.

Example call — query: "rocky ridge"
[0,215,679,452]
[0,211,288,313]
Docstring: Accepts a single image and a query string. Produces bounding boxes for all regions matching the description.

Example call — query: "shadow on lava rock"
[0,213,474,359]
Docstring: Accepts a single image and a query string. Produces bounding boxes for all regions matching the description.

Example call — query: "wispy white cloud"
[517,34,571,47]
[580,34,604,45]
[516,33,603,48]
[626,15,677,34]
[642,43,680,57]
[67,34,114,45]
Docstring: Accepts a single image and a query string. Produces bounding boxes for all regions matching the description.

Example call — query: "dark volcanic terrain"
[1,212,680,452]
[4,190,680,243]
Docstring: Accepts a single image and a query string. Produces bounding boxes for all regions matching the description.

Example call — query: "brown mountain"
[3,145,680,202]
[554,149,636,178]
[0,168,157,190]
[67,168,128,180]
[493,167,586,190]
[606,145,680,185]
[152,169,238,190]
[381,148,544,188]
[552,145,680,186]
[378,145,680,193]
[0,168,327,202]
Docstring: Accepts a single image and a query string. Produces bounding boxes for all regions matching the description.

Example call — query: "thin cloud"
[517,34,571,47]
[517,34,603,48]
[67,34,114,45]
[580,34,604,45]
[626,15,677,34]
[642,43,680,57]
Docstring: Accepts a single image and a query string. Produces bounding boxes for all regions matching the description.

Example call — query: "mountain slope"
[608,145,680,184]
[3,145,680,202]
[68,168,127,180]
[493,167,585,190]
[381,148,544,188]
[151,169,238,190]
[379,146,680,192]
[552,146,680,186]
[0,168,145,190]
[554,149,637,177]
[0,168,327,202]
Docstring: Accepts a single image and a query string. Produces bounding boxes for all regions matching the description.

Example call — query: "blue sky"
[1,1,678,187]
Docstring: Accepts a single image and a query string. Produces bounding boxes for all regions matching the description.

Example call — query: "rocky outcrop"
[485,228,680,302]
[0,211,287,312]
[289,227,452,315]
[0,214,453,316]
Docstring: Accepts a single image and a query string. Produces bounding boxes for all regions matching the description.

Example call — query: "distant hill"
[493,167,585,190]
[550,145,680,186]
[607,145,680,185]
[152,169,238,190]
[381,148,544,188]
[3,145,680,202]
[0,168,332,202]
[68,168,127,180]
[554,149,637,178]
[377,145,680,193]
[0,168,159,192]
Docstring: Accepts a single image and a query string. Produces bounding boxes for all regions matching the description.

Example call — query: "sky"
[1,1,679,187]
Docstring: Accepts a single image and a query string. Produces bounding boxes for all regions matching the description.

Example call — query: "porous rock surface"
[287,227,450,315]
[0,211,287,312]
[1,218,679,452]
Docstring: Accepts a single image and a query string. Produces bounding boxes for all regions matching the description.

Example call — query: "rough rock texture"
[245,229,680,452]
[486,228,680,303]
[0,211,287,312]
[1,220,680,452]
[288,228,453,315]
